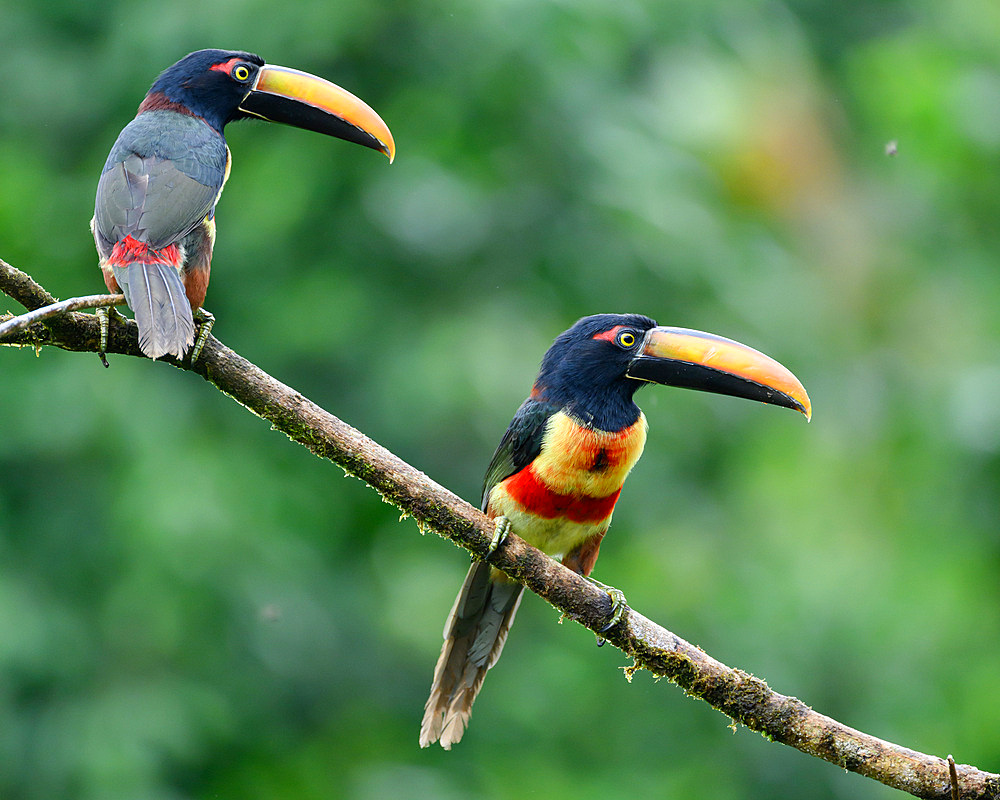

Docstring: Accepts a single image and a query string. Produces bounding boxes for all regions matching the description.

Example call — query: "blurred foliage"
[2,0,1000,797]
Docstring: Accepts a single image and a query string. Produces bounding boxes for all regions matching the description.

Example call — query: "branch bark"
[2,256,997,799]
[0,291,124,339]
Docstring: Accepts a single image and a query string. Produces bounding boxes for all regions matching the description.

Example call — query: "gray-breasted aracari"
[420,313,811,749]
[92,49,394,360]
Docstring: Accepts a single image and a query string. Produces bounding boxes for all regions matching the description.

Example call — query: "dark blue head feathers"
[146,49,264,132]
[532,313,657,430]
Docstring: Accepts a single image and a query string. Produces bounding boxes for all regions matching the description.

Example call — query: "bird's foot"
[96,306,127,368]
[190,308,215,363]
[584,576,629,645]
[484,516,511,562]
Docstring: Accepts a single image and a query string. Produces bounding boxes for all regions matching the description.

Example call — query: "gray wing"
[94,111,227,253]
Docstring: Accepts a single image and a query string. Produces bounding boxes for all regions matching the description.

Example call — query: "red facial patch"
[592,325,627,343]
[108,236,181,268]
[209,57,242,76]
[502,465,621,524]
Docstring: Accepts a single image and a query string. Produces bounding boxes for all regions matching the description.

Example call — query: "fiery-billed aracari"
[419,313,811,749]
[92,49,394,360]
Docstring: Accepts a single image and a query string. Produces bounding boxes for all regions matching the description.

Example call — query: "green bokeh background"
[3,1,999,798]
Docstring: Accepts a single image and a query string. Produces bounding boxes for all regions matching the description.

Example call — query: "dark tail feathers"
[419,560,524,749]
[114,261,194,359]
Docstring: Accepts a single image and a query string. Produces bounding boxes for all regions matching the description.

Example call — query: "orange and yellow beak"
[626,326,811,420]
[239,64,395,162]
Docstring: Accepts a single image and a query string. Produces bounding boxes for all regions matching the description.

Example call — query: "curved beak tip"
[780,377,811,422]
[769,374,811,422]
[797,398,813,422]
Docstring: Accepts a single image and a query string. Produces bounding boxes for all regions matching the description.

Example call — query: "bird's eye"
[617,331,637,348]
[233,64,251,82]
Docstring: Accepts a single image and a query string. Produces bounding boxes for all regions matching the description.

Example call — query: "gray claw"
[96,306,126,367]
[485,516,511,561]
[585,577,629,644]
[190,308,215,363]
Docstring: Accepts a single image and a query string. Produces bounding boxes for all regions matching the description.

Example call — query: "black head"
[147,49,265,132]
[533,313,657,430]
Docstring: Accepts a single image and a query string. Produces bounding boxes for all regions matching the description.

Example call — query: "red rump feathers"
[107,236,181,270]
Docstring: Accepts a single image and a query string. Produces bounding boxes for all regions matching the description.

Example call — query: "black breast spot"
[589,449,610,473]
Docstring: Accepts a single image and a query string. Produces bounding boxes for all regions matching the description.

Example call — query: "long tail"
[111,240,194,359]
[419,560,524,749]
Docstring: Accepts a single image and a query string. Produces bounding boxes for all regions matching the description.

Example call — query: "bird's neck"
[534,382,641,433]
[137,92,226,135]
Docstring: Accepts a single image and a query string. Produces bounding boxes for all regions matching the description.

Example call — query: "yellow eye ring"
[234,65,251,81]
[618,332,636,348]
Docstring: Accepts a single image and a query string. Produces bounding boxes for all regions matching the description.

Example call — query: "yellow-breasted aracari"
[92,49,394,360]
[419,313,811,749]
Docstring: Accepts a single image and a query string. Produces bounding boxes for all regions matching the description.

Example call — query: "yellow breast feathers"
[531,411,648,498]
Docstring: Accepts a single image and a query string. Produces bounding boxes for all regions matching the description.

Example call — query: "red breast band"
[502,465,621,524]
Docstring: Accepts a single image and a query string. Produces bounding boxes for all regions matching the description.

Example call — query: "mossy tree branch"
[2,257,996,799]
